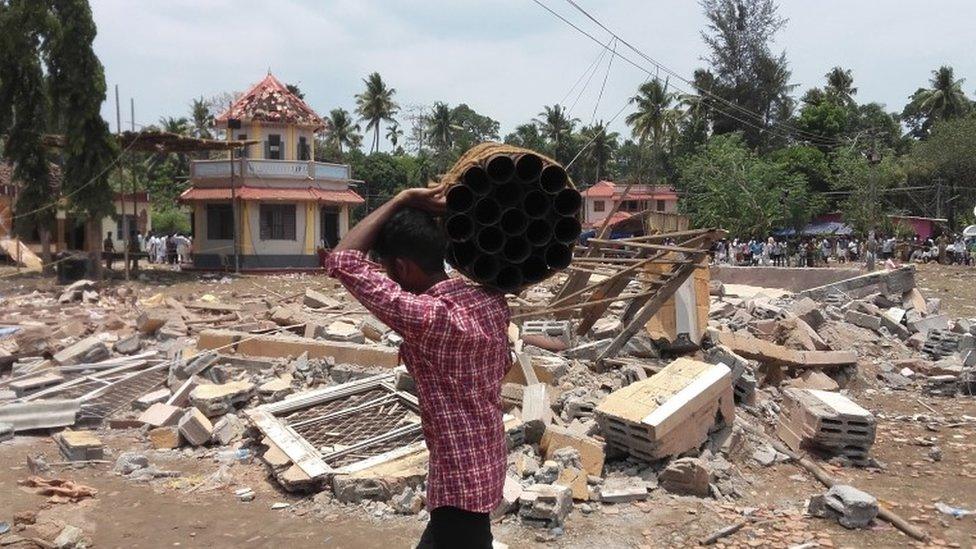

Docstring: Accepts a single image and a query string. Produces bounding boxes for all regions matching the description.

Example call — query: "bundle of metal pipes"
[443,148,582,293]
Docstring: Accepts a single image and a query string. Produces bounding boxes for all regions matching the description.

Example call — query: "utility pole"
[115,84,128,281]
[130,97,137,276]
[228,114,241,274]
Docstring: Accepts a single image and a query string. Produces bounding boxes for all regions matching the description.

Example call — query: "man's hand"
[396,187,446,214]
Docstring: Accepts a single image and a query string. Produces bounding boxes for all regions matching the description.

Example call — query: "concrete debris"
[148,426,181,449]
[492,475,523,518]
[52,335,110,365]
[53,524,85,549]
[595,358,734,461]
[197,329,399,368]
[520,383,552,444]
[55,430,104,461]
[212,413,245,446]
[709,331,857,370]
[189,381,255,416]
[540,425,605,477]
[137,402,183,428]
[778,388,876,465]
[659,457,711,497]
[304,288,341,309]
[114,452,149,475]
[808,484,878,529]
[0,400,80,431]
[0,422,13,442]
[178,407,214,447]
[519,483,573,527]
[597,477,649,503]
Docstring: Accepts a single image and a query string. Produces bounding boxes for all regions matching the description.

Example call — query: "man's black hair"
[373,207,446,274]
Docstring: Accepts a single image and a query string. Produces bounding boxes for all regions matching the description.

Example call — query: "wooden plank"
[0,238,42,271]
[247,409,331,479]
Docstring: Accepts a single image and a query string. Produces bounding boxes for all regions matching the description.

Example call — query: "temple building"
[180,72,363,270]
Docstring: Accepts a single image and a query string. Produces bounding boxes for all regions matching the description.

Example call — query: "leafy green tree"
[189,97,213,139]
[426,102,456,155]
[830,149,904,236]
[385,121,403,151]
[626,79,682,182]
[0,0,55,265]
[504,123,548,153]
[677,134,822,235]
[322,108,361,158]
[768,145,831,193]
[578,122,618,185]
[699,0,796,149]
[450,103,500,152]
[151,205,191,234]
[159,116,190,135]
[355,72,398,154]
[47,0,119,271]
[795,98,848,151]
[902,66,972,138]
[909,118,976,229]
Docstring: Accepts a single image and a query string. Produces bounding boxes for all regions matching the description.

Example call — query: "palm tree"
[189,97,213,139]
[159,116,191,135]
[580,122,619,184]
[910,66,971,123]
[625,79,681,151]
[825,67,857,105]
[385,121,403,150]
[355,72,399,154]
[324,108,362,157]
[426,102,456,154]
[534,104,578,158]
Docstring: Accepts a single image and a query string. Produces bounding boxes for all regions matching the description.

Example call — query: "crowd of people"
[711,232,976,269]
[102,231,193,271]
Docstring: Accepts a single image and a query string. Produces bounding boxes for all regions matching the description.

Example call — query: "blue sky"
[91,0,976,146]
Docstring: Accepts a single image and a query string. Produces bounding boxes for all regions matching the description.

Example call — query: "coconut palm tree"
[912,66,971,122]
[825,67,857,105]
[426,102,456,154]
[625,79,681,151]
[534,104,578,159]
[355,72,399,154]
[324,108,362,157]
[385,121,403,150]
[580,122,619,184]
[158,116,191,135]
[189,97,213,139]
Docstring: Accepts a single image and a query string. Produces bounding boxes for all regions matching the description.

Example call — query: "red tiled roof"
[216,73,325,130]
[581,180,678,201]
[580,180,615,198]
[586,211,635,229]
[179,186,364,205]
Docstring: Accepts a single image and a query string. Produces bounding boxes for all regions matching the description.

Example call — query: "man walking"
[325,187,509,548]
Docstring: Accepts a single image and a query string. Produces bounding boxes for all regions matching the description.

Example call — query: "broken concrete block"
[198,330,400,368]
[801,266,915,302]
[540,424,605,477]
[258,377,294,402]
[306,320,365,344]
[113,452,149,475]
[908,314,950,336]
[808,484,878,529]
[212,413,245,446]
[710,331,856,369]
[392,486,426,515]
[492,475,523,518]
[304,288,340,309]
[519,483,573,527]
[113,334,142,355]
[137,403,183,428]
[0,422,13,442]
[133,388,171,411]
[52,336,110,365]
[777,388,875,464]
[148,426,181,449]
[0,400,80,431]
[555,466,589,501]
[787,370,840,392]
[189,381,254,417]
[596,358,734,462]
[53,524,85,549]
[598,477,649,503]
[844,310,882,332]
[513,451,540,478]
[10,373,65,398]
[778,317,829,351]
[659,457,710,497]
[922,329,962,360]
[521,383,551,444]
[136,310,170,335]
[55,430,104,462]
[178,408,213,447]
[359,316,391,341]
[332,476,405,504]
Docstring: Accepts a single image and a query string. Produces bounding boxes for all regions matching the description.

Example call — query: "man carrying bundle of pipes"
[325,186,510,548]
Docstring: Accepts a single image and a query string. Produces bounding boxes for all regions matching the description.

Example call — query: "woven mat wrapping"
[436,142,576,190]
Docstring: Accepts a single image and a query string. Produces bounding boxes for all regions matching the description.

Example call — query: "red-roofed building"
[181,72,363,270]
[580,181,678,228]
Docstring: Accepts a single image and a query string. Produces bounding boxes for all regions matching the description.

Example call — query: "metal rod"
[512,287,660,320]
[515,153,543,182]
[464,166,491,195]
[522,255,548,283]
[486,154,516,183]
[540,164,568,194]
[553,188,582,216]
[449,240,478,267]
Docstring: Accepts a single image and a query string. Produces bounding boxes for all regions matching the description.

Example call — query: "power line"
[590,38,616,126]
[538,0,843,146]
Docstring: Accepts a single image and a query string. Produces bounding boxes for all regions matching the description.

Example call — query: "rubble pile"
[1,262,974,545]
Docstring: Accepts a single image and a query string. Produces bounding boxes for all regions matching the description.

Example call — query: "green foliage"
[677,134,823,235]
[769,145,831,193]
[320,108,362,159]
[909,118,976,227]
[830,149,904,236]
[152,205,190,234]
[902,66,972,139]
[355,72,398,154]
[796,99,849,149]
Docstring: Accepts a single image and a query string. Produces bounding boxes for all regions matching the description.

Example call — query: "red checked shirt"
[325,250,510,513]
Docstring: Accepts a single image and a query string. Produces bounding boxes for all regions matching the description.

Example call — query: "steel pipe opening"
[515,153,543,182]
[449,241,478,267]
[522,255,548,283]
[474,197,502,225]
[500,208,528,236]
[526,219,553,246]
[553,188,582,216]
[553,216,582,244]
[523,190,550,219]
[476,226,505,254]
[464,166,491,195]
[545,242,573,269]
[445,214,476,242]
[503,237,532,263]
[495,180,524,207]
[540,165,568,194]
[471,255,501,282]
[446,185,475,213]
[486,154,516,183]
[495,264,524,293]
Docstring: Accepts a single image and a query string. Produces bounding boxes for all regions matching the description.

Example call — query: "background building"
[179,73,364,270]
[580,181,679,228]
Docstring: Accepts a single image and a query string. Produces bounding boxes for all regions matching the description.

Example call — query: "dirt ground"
[2,262,976,548]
